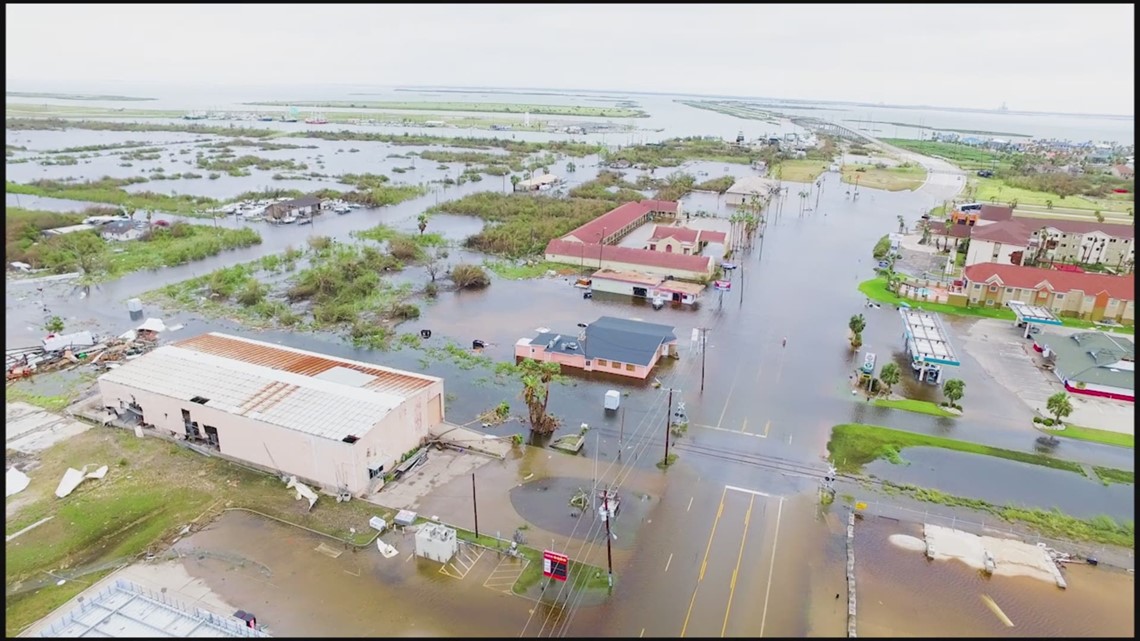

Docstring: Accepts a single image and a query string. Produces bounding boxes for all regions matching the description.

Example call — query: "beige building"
[724,176,780,207]
[960,215,1134,272]
[959,263,1135,324]
[98,332,445,496]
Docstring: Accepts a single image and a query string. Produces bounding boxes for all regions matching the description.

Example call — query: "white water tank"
[126,298,143,313]
[604,390,621,411]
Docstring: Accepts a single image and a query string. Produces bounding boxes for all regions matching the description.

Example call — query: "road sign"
[714,279,731,291]
[543,550,569,582]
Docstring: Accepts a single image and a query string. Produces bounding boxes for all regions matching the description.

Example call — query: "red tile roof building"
[546,200,717,280]
[961,263,1134,324]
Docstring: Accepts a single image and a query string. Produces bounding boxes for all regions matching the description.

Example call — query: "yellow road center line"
[721,494,755,637]
[681,486,727,637]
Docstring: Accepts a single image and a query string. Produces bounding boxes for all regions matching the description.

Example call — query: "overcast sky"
[5,4,1134,115]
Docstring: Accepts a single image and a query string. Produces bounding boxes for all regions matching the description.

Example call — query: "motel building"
[515,316,678,380]
[588,269,707,305]
[97,332,446,496]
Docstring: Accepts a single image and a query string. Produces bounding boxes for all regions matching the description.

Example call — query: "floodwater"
[7,83,1132,143]
[7,101,1134,637]
[865,448,1135,521]
[855,516,1135,637]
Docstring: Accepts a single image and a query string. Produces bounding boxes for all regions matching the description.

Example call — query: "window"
[989,284,999,292]
[973,283,982,290]
[596,358,607,366]
[368,465,384,479]
[625,363,635,371]
[1005,288,1013,293]
[1055,294,1065,300]
[204,425,219,448]
[611,361,620,369]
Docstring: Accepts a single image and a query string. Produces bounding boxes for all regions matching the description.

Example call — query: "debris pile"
[6,320,169,381]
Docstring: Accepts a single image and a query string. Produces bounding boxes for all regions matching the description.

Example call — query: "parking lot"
[960,319,1135,433]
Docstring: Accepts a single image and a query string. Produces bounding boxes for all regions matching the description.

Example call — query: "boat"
[335,206,352,214]
[279,215,298,224]
[304,114,329,125]
[861,352,876,375]
[258,115,274,122]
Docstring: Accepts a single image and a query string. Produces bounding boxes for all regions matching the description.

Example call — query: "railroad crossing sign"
[542,550,569,582]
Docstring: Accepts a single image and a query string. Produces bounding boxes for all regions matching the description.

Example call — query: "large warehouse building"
[98,332,445,496]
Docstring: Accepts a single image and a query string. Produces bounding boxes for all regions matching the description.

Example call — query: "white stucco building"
[98,332,445,496]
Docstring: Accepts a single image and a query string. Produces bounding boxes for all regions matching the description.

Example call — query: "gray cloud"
[5,3,1133,114]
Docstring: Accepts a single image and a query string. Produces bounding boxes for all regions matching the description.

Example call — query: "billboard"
[542,550,569,582]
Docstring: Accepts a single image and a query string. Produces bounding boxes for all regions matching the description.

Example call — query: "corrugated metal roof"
[176,333,434,397]
[99,333,439,441]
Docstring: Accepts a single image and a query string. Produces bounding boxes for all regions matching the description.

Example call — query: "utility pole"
[472,473,479,538]
[739,262,745,307]
[699,328,708,393]
[603,493,614,589]
[664,388,672,465]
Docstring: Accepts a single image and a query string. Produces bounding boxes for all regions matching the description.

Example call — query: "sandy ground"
[18,561,241,638]
[923,523,1062,585]
[961,319,1135,433]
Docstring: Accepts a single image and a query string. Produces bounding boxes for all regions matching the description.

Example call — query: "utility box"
[604,390,621,411]
[414,522,458,563]
[368,516,388,533]
[394,510,417,527]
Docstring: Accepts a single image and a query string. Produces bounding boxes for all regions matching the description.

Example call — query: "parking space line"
[483,555,527,593]
[439,545,484,579]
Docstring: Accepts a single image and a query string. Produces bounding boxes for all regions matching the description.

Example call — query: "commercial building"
[958,263,1134,324]
[724,176,781,207]
[645,225,726,255]
[1041,332,1134,402]
[589,269,706,305]
[42,223,98,237]
[514,316,678,380]
[98,332,445,496]
[545,200,717,281]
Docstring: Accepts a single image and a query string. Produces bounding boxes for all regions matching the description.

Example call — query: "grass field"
[827,423,1089,475]
[871,398,958,418]
[880,138,1006,170]
[773,159,830,183]
[246,100,647,118]
[7,91,154,101]
[969,176,1133,214]
[857,277,1134,334]
[1050,424,1134,449]
[841,164,927,191]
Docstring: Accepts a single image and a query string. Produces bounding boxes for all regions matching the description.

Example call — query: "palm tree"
[850,332,863,350]
[1045,200,1053,210]
[942,378,965,407]
[510,175,520,192]
[878,362,900,393]
[417,213,429,235]
[1045,391,1073,426]
[848,314,866,348]
[897,215,905,233]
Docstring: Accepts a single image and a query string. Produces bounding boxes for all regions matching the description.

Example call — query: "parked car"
[151,219,170,227]
[976,169,994,178]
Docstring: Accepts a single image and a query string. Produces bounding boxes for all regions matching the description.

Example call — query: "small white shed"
[414,522,458,563]
[604,390,621,411]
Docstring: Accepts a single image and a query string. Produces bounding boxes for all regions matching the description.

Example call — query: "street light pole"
[699,328,708,393]
[664,388,672,465]
[472,473,479,538]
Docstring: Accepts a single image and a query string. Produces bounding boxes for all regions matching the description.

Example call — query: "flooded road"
[8,111,1134,637]
[854,516,1134,637]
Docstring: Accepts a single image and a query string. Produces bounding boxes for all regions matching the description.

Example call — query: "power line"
[521,324,710,638]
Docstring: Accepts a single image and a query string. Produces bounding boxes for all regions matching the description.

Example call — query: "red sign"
[542,550,569,582]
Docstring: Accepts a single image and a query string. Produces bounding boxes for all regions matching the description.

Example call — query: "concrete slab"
[5,402,93,454]
[374,448,493,511]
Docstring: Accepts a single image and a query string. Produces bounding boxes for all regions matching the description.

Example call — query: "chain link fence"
[851,499,1135,571]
